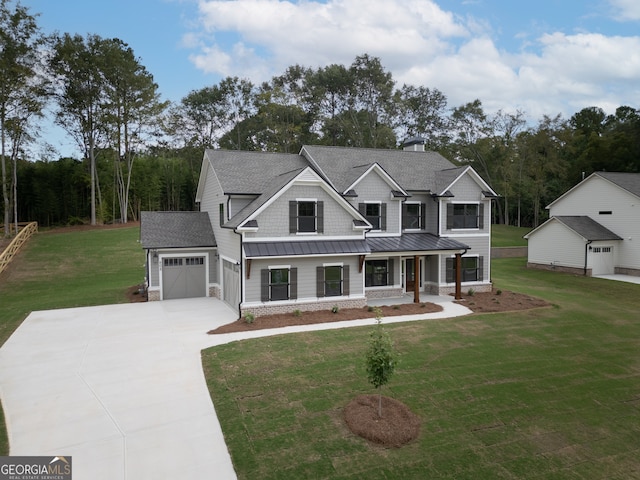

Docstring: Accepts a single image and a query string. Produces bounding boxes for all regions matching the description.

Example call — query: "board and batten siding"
[345,171,402,235]
[198,156,241,262]
[246,184,360,238]
[528,221,586,269]
[549,176,640,270]
[244,256,363,304]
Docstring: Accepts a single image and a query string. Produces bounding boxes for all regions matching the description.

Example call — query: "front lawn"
[203,259,640,479]
[491,224,531,247]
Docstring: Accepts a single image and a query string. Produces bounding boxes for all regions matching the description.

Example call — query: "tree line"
[1,0,639,231]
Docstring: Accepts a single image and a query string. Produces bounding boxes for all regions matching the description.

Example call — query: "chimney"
[402,136,426,152]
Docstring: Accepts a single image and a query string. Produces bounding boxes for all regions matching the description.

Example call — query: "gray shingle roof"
[205,149,308,194]
[367,233,470,253]
[244,239,370,258]
[597,172,640,198]
[140,211,216,249]
[301,145,457,193]
[554,216,622,241]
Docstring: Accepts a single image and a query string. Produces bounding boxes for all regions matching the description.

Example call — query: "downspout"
[236,228,244,317]
[584,240,593,276]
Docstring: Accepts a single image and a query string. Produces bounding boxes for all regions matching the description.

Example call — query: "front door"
[405,258,415,292]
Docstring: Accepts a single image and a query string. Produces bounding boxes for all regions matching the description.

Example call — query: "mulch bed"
[208,302,443,334]
[344,394,421,448]
[454,288,550,313]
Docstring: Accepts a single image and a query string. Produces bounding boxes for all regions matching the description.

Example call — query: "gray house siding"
[346,172,402,235]
[246,184,361,239]
[199,156,241,262]
[242,255,365,316]
[438,234,491,286]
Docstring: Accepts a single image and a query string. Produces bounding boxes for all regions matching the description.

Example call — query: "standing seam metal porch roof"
[243,239,370,257]
[367,233,470,253]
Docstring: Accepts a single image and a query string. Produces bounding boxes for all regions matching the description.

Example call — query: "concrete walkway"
[595,273,640,285]
[0,296,471,480]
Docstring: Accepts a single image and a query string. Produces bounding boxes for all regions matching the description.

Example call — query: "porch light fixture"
[152,250,158,263]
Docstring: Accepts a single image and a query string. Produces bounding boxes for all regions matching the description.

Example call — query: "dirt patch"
[344,394,421,448]
[455,288,551,313]
[125,284,147,303]
[208,302,443,334]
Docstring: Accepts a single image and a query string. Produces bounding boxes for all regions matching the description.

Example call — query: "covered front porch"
[365,233,471,302]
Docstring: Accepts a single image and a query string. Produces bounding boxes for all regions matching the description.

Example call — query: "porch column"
[414,255,420,303]
[455,253,462,300]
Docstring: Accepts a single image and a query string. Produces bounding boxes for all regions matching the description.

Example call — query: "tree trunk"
[1,108,9,237]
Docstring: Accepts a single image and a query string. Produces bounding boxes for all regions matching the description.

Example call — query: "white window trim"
[403,201,422,231]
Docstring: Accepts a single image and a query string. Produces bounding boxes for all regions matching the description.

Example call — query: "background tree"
[101,38,166,223]
[396,84,450,150]
[0,0,47,236]
[365,310,396,418]
[50,33,109,225]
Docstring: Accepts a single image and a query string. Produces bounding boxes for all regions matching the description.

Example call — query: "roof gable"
[436,166,498,197]
[525,215,622,242]
[344,163,408,197]
[229,166,369,230]
[547,171,640,210]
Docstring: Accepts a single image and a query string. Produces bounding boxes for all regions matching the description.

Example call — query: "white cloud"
[608,0,640,21]
[187,0,640,121]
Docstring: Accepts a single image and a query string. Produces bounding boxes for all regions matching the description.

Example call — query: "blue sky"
[21,0,640,158]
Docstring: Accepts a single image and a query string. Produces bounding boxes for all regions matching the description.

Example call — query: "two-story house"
[141,140,497,316]
[525,172,640,277]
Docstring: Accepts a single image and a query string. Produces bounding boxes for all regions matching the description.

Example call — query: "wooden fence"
[0,222,38,276]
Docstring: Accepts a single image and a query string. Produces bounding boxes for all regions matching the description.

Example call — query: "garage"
[162,256,207,299]
[140,211,217,301]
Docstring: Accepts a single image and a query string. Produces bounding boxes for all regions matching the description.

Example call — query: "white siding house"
[525,172,640,277]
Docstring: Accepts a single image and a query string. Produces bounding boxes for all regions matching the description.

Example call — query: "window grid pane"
[324,266,342,296]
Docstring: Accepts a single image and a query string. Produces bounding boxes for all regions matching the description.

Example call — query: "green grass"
[0,226,144,455]
[491,224,531,247]
[203,258,640,479]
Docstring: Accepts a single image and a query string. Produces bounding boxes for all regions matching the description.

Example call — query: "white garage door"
[591,246,614,276]
[162,257,206,300]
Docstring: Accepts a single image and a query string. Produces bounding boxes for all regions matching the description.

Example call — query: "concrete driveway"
[0,298,239,480]
[0,295,472,480]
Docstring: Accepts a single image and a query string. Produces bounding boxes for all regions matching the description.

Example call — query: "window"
[317,265,350,297]
[359,203,386,231]
[402,203,425,230]
[185,257,204,266]
[261,268,297,302]
[289,200,324,233]
[447,203,484,229]
[163,258,182,267]
[446,256,484,283]
[365,259,394,287]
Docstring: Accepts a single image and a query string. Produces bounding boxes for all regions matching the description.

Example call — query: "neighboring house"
[141,140,497,316]
[525,172,640,277]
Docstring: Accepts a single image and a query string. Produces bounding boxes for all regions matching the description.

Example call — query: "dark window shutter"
[342,265,350,296]
[261,269,270,302]
[420,203,426,230]
[446,257,454,283]
[388,258,394,285]
[219,203,224,227]
[290,268,298,300]
[446,203,454,229]
[358,203,365,215]
[316,201,324,233]
[478,256,484,281]
[289,201,297,233]
[402,204,409,229]
[381,203,387,231]
[478,203,484,229]
[316,266,325,297]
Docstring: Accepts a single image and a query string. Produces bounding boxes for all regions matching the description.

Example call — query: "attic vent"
[402,136,426,152]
